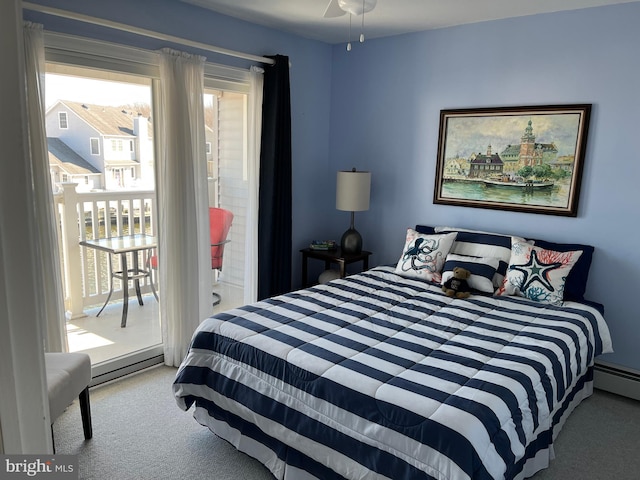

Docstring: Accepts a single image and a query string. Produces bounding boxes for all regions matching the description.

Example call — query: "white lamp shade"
[336,170,371,212]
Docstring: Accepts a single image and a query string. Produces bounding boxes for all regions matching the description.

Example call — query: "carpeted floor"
[53,365,273,480]
[53,365,640,479]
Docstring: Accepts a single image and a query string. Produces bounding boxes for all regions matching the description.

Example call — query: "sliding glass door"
[45,63,163,382]
[43,34,254,383]
[203,88,248,311]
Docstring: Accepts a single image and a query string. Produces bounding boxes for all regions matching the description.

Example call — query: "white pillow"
[395,229,457,283]
[434,226,530,287]
[441,254,500,294]
[496,239,583,305]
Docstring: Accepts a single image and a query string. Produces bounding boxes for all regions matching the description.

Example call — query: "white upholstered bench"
[45,352,93,447]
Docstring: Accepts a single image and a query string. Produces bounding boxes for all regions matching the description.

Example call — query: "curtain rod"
[22,1,276,66]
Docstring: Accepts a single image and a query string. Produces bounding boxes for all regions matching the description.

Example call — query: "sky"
[45,74,151,109]
[443,112,584,159]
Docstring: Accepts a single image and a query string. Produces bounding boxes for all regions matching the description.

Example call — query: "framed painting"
[433,104,591,216]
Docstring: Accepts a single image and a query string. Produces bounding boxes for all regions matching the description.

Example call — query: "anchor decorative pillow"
[395,229,457,283]
[496,239,582,305]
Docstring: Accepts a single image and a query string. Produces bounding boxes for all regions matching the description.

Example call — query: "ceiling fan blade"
[323,0,346,18]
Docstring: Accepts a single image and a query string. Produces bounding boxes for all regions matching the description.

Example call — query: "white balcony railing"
[53,183,157,319]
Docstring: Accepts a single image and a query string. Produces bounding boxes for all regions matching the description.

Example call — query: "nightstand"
[300,248,372,287]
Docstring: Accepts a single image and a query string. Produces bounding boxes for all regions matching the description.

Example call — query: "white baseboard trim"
[90,345,164,387]
[594,361,640,401]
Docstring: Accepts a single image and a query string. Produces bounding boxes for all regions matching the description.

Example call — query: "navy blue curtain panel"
[258,55,292,300]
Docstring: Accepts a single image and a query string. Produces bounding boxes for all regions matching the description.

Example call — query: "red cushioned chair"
[209,207,234,305]
[149,207,233,306]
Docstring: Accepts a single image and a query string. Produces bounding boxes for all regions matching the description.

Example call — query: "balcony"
[54,183,244,367]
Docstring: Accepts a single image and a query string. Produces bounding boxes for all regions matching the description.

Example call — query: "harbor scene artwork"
[433,105,591,216]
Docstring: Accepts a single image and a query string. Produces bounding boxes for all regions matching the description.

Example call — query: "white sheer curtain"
[243,66,264,304]
[156,48,211,367]
[23,22,68,353]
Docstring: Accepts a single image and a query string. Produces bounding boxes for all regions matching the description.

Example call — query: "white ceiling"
[181,0,636,44]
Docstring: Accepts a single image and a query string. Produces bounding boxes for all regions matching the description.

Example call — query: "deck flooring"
[67,282,244,365]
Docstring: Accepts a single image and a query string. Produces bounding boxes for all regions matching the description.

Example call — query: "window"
[90,137,100,155]
[111,139,123,152]
[206,142,211,154]
[130,140,134,152]
[58,112,68,129]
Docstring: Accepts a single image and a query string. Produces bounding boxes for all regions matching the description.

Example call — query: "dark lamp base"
[340,228,363,254]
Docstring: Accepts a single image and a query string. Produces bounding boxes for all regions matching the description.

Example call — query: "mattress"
[174,266,612,480]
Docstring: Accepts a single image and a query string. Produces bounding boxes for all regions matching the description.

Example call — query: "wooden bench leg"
[79,387,93,440]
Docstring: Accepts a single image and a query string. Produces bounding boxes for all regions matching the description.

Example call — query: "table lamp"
[336,168,371,254]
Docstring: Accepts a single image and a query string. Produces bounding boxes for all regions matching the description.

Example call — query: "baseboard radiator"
[594,362,640,401]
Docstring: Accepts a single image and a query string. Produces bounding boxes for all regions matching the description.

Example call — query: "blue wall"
[328,3,640,370]
[25,1,638,371]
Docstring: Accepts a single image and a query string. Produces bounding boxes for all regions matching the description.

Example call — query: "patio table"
[80,234,158,327]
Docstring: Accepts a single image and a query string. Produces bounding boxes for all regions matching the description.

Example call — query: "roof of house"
[57,101,152,137]
[549,156,575,165]
[47,137,100,175]
[471,154,503,165]
[501,143,558,155]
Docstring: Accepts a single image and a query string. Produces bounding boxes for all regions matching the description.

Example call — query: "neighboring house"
[205,124,216,178]
[45,100,154,190]
[47,137,101,192]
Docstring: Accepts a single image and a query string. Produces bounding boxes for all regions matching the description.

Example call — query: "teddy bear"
[442,267,472,298]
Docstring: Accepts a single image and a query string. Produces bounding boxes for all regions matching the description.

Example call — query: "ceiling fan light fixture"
[337,0,377,16]
[359,0,366,43]
[325,0,376,50]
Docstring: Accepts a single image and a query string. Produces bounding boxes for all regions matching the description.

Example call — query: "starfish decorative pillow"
[496,239,583,305]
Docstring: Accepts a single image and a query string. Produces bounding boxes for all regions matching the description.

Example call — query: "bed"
[173,226,613,480]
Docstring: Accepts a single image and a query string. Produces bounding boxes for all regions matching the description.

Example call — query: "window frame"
[44,32,252,91]
[90,137,100,155]
[58,111,68,129]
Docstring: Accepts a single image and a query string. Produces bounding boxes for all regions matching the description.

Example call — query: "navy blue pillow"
[528,238,594,302]
[415,225,435,234]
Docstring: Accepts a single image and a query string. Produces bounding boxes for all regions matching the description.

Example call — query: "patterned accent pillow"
[395,229,457,283]
[434,226,530,288]
[530,238,594,302]
[441,254,499,294]
[496,239,583,305]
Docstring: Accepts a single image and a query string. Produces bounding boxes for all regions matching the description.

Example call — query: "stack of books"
[310,240,337,251]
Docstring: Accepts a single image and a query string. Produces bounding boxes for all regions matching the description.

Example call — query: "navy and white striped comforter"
[174,266,612,480]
